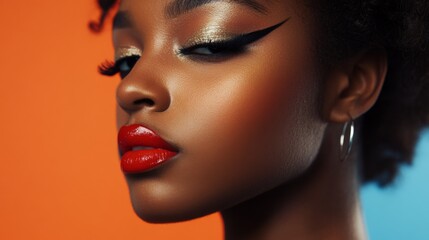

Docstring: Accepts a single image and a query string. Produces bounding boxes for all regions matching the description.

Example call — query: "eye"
[98,55,140,79]
[116,55,140,78]
[178,40,247,61]
[191,45,229,55]
[178,19,289,62]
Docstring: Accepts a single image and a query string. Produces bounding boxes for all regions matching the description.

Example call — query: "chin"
[126,177,220,223]
[130,193,212,223]
[131,204,209,223]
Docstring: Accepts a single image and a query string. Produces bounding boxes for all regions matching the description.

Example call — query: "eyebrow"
[166,0,268,18]
[113,0,268,29]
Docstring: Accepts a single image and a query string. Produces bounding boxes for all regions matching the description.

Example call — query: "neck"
[220,125,367,240]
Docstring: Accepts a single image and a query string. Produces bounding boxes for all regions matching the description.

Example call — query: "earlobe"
[322,49,387,123]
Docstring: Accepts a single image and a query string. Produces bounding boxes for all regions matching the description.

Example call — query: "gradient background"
[0,1,427,239]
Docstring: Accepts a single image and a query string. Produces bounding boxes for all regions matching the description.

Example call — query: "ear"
[321,49,387,123]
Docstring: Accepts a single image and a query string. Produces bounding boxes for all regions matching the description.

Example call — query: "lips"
[118,124,178,174]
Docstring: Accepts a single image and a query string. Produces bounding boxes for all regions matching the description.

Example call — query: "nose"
[116,66,171,114]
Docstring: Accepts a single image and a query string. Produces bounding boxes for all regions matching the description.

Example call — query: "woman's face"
[114,0,326,222]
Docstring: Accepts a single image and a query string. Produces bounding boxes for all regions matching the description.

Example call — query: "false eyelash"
[178,39,247,56]
[98,60,119,76]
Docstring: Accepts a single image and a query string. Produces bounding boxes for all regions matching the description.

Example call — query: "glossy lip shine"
[118,124,178,174]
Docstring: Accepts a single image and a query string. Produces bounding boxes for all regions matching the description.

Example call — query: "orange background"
[0,1,222,239]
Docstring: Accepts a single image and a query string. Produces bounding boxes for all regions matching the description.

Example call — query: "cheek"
[173,50,325,207]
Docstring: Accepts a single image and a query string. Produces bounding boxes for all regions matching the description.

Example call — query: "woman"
[91,0,429,239]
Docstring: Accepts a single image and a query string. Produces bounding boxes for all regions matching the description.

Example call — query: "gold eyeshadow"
[185,25,232,46]
[115,46,142,61]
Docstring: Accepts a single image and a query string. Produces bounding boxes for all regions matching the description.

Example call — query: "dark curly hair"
[310,1,429,186]
[89,0,118,32]
[92,0,429,187]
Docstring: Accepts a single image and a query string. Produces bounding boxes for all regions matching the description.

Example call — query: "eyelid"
[185,26,232,47]
[181,18,290,49]
[115,46,142,61]
[178,18,290,56]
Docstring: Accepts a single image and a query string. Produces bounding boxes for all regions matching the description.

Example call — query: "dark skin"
[112,0,387,239]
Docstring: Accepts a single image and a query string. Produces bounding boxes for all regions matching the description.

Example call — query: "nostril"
[116,82,170,112]
[134,98,155,106]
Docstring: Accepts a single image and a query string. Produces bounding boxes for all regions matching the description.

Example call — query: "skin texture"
[112,0,387,239]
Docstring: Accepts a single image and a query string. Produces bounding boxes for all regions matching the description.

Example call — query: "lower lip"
[121,149,177,174]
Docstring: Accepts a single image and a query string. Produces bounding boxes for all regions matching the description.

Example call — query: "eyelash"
[98,55,140,79]
[98,19,288,78]
[98,37,246,78]
[178,37,251,61]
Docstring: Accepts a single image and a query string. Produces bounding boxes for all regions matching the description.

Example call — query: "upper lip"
[118,124,178,155]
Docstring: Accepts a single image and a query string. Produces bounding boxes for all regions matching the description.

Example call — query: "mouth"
[118,124,179,174]
[132,146,155,151]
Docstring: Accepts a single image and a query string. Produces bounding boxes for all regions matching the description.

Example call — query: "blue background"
[362,129,429,240]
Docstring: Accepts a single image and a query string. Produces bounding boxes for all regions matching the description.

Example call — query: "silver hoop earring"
[340,116,355,161]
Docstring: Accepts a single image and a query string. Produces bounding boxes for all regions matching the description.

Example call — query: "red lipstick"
[118,124,178,174]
